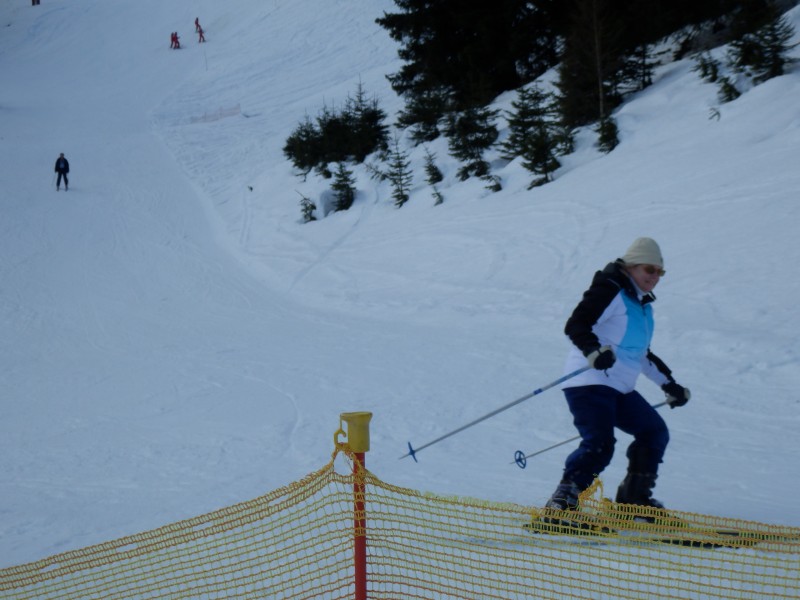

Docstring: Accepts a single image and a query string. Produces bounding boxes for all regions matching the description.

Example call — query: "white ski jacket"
[561,260,674,394]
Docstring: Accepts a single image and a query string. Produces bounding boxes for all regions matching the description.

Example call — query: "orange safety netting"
[1,446,799,599]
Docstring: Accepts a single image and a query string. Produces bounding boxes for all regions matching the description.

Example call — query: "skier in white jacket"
[544,237,691,515]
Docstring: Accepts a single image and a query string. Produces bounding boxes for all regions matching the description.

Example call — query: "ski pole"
[512,400,669,469]
[400,366,590,462]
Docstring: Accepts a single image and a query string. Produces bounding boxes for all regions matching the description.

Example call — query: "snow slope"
[1,0,799,568]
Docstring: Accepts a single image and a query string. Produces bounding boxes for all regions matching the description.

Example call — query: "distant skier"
[54,153,70,191]
[32,0,41,6]
[198,26,206,43]
[195,17,201,33]
[170,32,181,49]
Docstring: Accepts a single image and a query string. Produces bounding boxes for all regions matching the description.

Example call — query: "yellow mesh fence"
[1,446,799,600]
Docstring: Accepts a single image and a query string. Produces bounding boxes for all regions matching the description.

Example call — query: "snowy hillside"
[1,0,799,568]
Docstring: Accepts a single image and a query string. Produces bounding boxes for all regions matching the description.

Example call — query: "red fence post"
[354,451,367,600]
[339,412,373,600]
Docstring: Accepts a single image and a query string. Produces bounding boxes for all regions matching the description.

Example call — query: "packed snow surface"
[1,0,799,567]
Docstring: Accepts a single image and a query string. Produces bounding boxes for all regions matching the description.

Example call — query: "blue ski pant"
[561,385,669,490]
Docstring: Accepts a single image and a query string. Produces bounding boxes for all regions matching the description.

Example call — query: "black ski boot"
[614,470,686,525]
[530,479,609,534]
[615,471,664,508]
[615,447,664,507]
[616,447,671,522]
[545,479,581,511]
[615,446,675,522]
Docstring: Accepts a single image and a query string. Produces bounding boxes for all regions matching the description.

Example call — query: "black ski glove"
[586,346,616,370]
[662,382,691,408]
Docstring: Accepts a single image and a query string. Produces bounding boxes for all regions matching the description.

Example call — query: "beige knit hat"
[622,237,663,268]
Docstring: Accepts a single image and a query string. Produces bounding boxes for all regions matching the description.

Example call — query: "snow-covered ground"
[1,0,799,568]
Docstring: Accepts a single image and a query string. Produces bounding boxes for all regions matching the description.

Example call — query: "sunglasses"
[642,265,666,276]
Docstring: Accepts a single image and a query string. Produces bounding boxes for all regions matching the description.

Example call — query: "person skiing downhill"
[544,237,691,516]
[54,153,70,191]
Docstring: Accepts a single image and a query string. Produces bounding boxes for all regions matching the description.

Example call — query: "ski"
[524,515,613,537]
[619,527,752,549]
[524,513,762,549]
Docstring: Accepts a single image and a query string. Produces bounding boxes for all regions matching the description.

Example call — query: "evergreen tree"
[693,52,722,83]
[553,122,576,156]
[376,0,748,141]
[423,147,445,205]
[484,174,503,193]
[501,85,561,187]
[511,1,563,81]
[727,0,776,40]
[331,163,356,211]
[344,80,390,162]
[283,115,320,179]
[297,191,317,223]
[444,107,498,181]
[717,75,742,103]
[397,87,451,143]
[377,0,560,134]
[423,147,443,185]
[610,0,690,92]
[556,0,625,130]
[728,5,797,84]
[283,82,389,179]
[386,138,414,208]
[315,103,351,175]
[617,43,657,92]
[596,116,619,153]
[523,122,562,187]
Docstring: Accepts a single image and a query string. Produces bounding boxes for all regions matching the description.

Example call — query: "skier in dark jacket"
[54,153,70,191]
[544,237,691,517]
